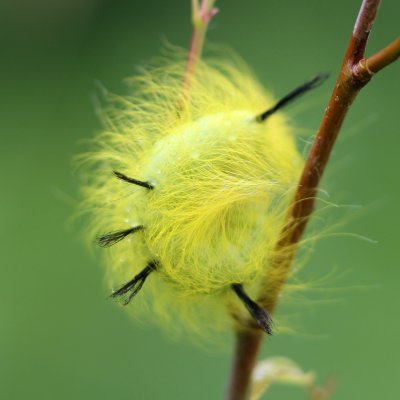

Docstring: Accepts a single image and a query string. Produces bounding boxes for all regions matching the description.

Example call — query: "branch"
[226,1,399,398]
[259,0,399,319]
[359,37,400,74]
[226,331,263,400]
[183,0,219,93]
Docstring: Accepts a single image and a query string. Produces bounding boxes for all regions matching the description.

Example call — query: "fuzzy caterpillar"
[79,52,325,338]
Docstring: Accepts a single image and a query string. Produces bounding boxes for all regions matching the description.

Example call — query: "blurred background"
[0,0,398,398]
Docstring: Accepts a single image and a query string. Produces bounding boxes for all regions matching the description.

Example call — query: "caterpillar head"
[80,54,326,337]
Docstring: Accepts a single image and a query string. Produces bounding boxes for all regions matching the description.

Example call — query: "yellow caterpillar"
[79,52,326,338]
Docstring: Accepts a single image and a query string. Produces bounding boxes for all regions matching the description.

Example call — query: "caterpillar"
[79,52,326,338]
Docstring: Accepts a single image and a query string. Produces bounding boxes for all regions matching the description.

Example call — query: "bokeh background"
[1,0,398,399]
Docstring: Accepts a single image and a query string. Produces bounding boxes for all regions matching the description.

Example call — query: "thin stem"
[361,37,400,74]
[259,0,397,316]
[183,0,219,94]
[226,331,263,400]
[349,0,381,64]
[226,0,398,398]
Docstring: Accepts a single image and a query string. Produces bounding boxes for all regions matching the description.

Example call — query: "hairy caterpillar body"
[80,52,324,337]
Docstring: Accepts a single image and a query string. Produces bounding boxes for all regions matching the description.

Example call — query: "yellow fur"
[78,52,303,337]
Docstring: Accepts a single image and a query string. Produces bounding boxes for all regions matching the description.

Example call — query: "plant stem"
[360,37,400,74]
[226,331,263,400]
[226,0,399,398]
[183,0,218,94]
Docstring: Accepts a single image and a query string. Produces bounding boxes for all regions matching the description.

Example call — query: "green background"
[1,0,398,398]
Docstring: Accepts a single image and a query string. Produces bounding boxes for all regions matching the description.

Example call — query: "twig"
[183,0,219,94]
[226,1,399,399]
[358,37,400,75]
[226,331,263,400]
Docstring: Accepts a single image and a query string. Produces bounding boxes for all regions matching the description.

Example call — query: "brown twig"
[226,331,263,400]
[226,1,399,399]
[359,37,400,74]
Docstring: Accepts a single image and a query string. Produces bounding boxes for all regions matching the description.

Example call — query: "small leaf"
[250,357,315,400]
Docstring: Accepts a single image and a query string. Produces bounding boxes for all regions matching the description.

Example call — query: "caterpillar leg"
[232,283,273,335]
[111,261,158,305]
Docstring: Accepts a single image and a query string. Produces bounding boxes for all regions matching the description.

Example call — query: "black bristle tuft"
[98,225,144,248]
[111,261,158,305]
[232,283,273,335]
[114,170,154,190]
[256,73,329,122]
